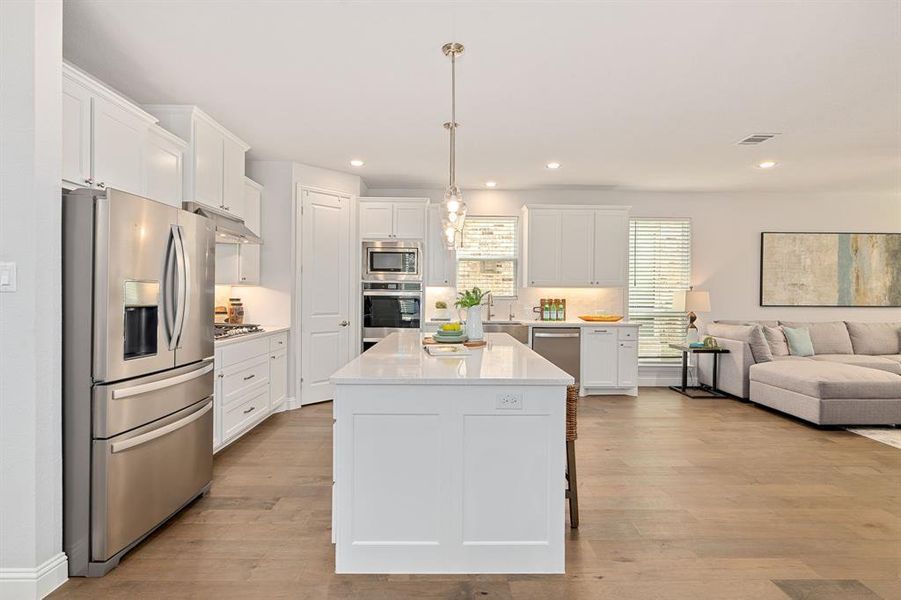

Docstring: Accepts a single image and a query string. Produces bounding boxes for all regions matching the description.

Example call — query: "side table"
[668,344,731,398]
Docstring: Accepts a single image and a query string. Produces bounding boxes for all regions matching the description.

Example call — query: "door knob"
[339,320,350,327]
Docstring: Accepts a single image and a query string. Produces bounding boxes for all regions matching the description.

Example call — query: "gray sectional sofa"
[698,320,901,425]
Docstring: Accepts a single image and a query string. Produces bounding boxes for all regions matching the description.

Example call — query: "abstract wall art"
[760,232,901,307]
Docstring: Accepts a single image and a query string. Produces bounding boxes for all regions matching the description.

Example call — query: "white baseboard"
[637,364,687,388]
[0,552,68,600]
[276,396,302,412]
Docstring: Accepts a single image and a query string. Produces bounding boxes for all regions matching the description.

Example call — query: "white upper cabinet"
[144,105,250,214]
[91,96,146,193]
[359,202,394,239]
[222,138,246,219]
[523,205,630,288]
[62,64,156,196]
[192,116,224,210]
[358,198,427,240]
[426,206,456,286]
[592,210,629,286]
[393,203,427,239]
[524,210,561,286]
[215,177,262,285]
[238,178,262,284]
[61,76,92,188]
[143,125,186,208]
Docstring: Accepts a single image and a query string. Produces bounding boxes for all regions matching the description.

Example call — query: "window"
[456,216,518,297]
[628,218,692,362]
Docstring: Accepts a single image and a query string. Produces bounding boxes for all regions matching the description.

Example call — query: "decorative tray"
[578,315,624,322]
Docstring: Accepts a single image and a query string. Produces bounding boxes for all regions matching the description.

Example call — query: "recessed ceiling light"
[350,159,365,167]
[485,181,497,188]
[546,162,561,170]
[757,160,777,169]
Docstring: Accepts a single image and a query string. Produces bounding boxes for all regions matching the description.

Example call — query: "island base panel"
[333,383,566,574]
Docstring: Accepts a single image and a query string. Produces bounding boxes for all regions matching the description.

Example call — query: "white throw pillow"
[763,325,790,357]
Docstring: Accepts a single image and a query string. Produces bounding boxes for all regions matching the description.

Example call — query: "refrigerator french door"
[63,188,215,577]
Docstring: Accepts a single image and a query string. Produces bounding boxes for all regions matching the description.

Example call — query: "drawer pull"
[593,329,609,333]
[243,374,255,381]
[243,406,256,415]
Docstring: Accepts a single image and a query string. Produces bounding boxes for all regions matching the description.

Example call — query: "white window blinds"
[456,216,518,297]
[628,218,692,362]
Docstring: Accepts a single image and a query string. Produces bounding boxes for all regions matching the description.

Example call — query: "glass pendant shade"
[443,185,466,232]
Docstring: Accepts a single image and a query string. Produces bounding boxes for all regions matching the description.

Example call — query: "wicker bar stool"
[565,384,579,528]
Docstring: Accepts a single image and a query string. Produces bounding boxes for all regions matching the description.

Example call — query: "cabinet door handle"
[243,374,255,381]
[243,406,256,415]
[84,177,94,185]
[97,181,106,189]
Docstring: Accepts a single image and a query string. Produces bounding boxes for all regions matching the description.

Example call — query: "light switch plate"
[0,262,16,292]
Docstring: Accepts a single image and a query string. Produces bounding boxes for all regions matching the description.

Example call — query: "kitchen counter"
[525,319,639,328]
[426,319,639,329]
[330,331,570,574]
[331,331,574,386]
[213,325,290,347]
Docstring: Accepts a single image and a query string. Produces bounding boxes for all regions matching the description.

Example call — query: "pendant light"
[441,42,466,248]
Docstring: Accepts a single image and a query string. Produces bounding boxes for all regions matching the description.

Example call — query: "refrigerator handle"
[177,224,192,348]
[172,225,187,349]
[163,226,179,350]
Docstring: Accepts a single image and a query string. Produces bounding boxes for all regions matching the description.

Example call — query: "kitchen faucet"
[486,292,495,321]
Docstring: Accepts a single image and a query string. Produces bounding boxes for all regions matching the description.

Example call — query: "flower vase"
[465,306,484,341]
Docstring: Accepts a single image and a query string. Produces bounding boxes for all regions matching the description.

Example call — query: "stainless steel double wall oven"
[361,241,423,351]
[63,188,216,576]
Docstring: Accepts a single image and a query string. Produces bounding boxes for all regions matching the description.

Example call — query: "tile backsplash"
[425,286,626,322]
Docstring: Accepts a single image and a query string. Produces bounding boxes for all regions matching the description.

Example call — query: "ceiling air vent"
[737,133,781,145]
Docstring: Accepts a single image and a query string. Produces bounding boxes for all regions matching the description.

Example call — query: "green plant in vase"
[455,287,489,340]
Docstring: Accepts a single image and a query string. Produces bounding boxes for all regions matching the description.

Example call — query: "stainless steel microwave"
[362,241,422,281]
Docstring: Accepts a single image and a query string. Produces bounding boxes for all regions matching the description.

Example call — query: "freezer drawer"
[93,359,214,438]
[91,399,213,562]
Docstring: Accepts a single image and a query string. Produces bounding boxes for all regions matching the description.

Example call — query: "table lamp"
[673,289,711,344]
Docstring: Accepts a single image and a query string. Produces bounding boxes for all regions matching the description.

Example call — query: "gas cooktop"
[214,323,264,340]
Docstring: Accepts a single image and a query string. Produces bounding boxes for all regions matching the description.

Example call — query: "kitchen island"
[330,332,574,574]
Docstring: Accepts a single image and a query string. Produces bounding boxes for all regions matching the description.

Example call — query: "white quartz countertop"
[426,319,639,328]
[214,325,289,347]
[331,332,575,386]
[525,320,639,328]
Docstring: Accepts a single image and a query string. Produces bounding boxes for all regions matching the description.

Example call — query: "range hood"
[183,202,262,244]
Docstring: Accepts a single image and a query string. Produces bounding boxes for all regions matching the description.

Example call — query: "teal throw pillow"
[783,326,815,357]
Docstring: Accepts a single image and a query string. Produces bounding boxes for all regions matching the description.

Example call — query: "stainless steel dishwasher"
[531,327,581,384]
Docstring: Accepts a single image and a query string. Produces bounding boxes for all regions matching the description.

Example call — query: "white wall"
[0,1,68,597]
[245,161,363,404]
[368,187,901,324]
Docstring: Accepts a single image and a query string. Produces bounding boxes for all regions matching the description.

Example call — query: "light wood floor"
[52,388,901,599]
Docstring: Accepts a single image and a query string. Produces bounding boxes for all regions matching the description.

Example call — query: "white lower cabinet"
[214,330,289,452]
[269,349,287,410]
[580,325,640,396]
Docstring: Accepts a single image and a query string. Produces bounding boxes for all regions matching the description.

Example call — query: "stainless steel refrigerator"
[63,188,215,576]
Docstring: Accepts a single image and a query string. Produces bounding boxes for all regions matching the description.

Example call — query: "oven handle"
[362,291,423,297]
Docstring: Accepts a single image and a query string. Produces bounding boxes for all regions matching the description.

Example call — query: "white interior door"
[301,188,351,405]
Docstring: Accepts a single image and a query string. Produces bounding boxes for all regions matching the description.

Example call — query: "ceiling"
[63,1,901,193]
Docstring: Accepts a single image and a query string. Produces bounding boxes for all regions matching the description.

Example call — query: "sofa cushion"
[845,322,901,355]
[783,327,814,357]
[749,361,901,399]
[882,355,901,364]
[810,354,901,375]
[706,323,773,363]
[763,325,790,357]
[779,321,854,355]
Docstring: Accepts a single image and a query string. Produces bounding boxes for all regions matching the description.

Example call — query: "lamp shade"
[672,290,711,312]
